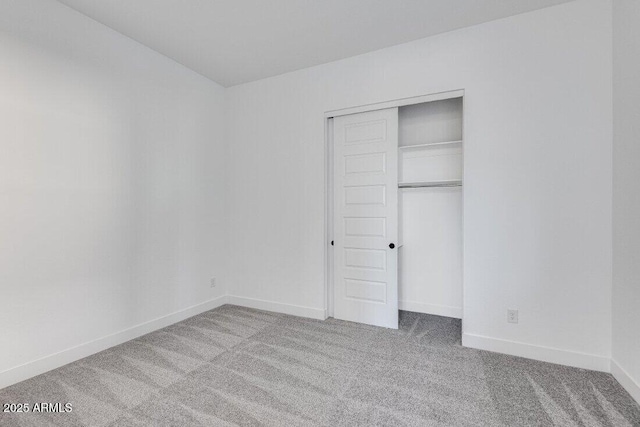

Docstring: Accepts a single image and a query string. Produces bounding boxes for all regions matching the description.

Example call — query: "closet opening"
[325,90,464,330]
[398,97,463,320]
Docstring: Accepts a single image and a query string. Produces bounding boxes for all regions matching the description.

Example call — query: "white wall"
[612,0,640,403]
[226,0,613,370]
[399,188,462,318]
[0,0,228,386]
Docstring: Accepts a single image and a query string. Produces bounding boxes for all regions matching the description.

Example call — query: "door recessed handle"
[389,243,395,249]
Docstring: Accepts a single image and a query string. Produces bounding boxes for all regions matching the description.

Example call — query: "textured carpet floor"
[1,305,639,426]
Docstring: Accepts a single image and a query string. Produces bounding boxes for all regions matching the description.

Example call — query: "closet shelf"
[399,140,462,150]
[398,180,462,189]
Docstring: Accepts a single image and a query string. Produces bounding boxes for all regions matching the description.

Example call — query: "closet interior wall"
[398,97,463,319]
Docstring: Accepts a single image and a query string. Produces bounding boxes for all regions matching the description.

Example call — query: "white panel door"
[333,108,398,329]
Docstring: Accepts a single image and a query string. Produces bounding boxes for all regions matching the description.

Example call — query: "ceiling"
[56,0,573,87]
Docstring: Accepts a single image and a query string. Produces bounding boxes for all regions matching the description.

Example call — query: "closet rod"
[398,180,462,189]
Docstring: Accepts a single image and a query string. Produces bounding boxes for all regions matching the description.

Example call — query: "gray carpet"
[1,305,639,426]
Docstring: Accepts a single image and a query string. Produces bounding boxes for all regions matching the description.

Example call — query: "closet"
[398,98,463,320]
[331,92,463,329]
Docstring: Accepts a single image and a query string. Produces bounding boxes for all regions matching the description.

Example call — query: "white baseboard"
[0,295,228,390]
[6,292,633,403]
[399,300,462,319]
[462,333,611,372]
[611,359,640,405]
[227,295,326,320]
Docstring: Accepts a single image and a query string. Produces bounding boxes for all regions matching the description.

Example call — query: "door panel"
[344,152,387,175]
[333,108,398,329]
[344,185,386,205]
[344,217,386,238]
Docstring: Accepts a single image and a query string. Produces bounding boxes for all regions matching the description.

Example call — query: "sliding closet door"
[333,108,398,329]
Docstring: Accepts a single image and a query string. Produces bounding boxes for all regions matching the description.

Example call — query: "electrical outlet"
[507,309,519,324]
[210,278,216,288]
